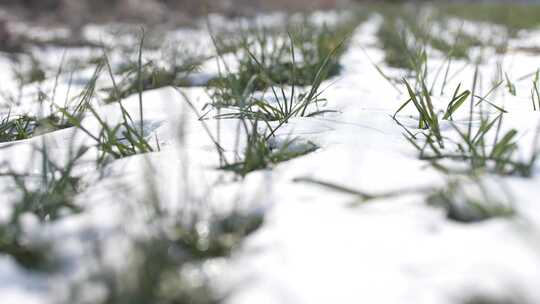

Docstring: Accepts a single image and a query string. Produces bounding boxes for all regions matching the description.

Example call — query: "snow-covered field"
[2,7,540,304]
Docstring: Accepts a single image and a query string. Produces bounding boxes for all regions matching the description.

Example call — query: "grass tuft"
[427,177,514,223]
[219,120,318,177]
[0,141,87,270]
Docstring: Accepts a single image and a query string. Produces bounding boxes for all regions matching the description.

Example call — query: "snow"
[2,12,540,304]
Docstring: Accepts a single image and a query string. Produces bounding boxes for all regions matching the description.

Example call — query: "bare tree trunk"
[116,0,167,23]
[59,0,88,42]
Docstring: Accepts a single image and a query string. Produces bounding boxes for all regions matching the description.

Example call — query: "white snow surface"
[2,15,540,304]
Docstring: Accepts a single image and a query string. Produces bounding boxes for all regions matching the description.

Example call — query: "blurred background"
[1,0,352,25]
[0,0,538,52]
[0,1,537,26]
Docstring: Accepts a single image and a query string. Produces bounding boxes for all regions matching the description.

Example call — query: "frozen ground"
[2,12,540,304]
